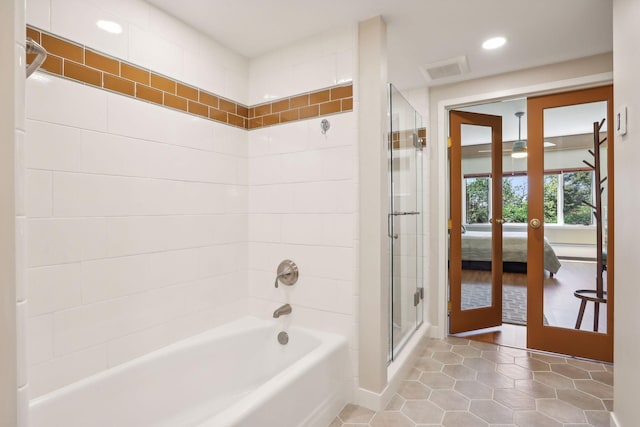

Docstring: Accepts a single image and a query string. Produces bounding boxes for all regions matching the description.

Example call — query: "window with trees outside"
[464,170,594,225]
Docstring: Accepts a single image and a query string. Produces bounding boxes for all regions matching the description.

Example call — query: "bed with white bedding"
[461,231,562,274]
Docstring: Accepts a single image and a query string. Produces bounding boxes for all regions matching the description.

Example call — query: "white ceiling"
[147,0,612,91]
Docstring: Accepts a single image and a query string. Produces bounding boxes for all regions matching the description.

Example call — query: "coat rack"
[574,118,607,331]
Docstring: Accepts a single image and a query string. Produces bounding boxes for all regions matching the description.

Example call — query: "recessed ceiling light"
[482,37,506,50]
[96,20,123,34]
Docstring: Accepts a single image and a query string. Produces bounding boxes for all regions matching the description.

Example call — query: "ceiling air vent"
[419,56,469,82]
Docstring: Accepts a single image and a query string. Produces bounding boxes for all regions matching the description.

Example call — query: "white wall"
[25,0,249,398]
[246,26,359,390]
[612,0,640,426]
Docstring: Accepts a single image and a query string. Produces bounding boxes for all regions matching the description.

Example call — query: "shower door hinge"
[413,288,424,307]
[447,137,452,148]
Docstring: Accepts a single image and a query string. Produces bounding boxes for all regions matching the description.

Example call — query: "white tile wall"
[23,0,361,402]
[248,25,357,105]
[247,110,359,385]
[25,72,248,397]
[27,0,250,103]
[246,29,359,392]
[29,344,108,397]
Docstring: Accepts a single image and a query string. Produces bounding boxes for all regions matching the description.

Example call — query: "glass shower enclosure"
[388,84,425,361]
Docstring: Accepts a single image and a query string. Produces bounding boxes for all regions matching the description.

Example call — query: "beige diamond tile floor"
[329,336,613,427]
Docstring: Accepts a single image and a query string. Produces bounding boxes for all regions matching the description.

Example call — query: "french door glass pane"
[542,101,608,333]
[460,124,493,311]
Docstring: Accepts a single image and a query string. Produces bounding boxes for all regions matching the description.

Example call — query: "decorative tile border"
[26,25,353,130]
[391,127,427,149]
[248,85,353,129]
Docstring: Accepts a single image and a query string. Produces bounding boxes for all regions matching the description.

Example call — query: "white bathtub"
[29,317,351,427]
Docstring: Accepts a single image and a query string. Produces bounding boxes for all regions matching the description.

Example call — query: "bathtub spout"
[273,303,292,318]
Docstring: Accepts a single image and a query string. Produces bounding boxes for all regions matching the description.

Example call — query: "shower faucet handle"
[274,260,299,288]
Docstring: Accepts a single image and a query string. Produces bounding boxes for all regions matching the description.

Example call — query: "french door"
[449,111,503,333]
[527,86,613,362]
[448,85,613,362]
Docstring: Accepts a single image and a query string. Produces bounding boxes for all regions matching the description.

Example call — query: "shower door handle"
[388,211,420,239]
[390,211,420,216]
[387,213,398,239]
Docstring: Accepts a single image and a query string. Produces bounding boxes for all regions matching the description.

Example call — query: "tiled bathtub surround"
[25,73,249,398]
[24,0,359,404]
[26,25,353,130]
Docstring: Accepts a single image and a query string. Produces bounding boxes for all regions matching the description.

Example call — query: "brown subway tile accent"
[248,84,353,129]
[85,50,119,75]
[209,109,228,123]
[121,63,149,85]
[290,95,309,108]
[320,100,341,115]
[136,84,163,104]
[309,89,330,105]
[248,117,263,129]
[104,74,135,96]
[42,34,83,63]
[164,93,188,112]
[236,105,249,118]
[26,25,352,131]
[177,83,198,101]
[228,114,245,128]
[342,97,353,112]
[271,99,289,113]
[64,61,102,87]
[188,100,209,118]
[219,98,236,114]
[300,105,320,119]
[41,54,63,75]
[199,91,219,108]
[26,27,40,43]
[254,104,271,117]
[151,73,176,94]
[331,85,353,100]
[280,109,299,123]
[262,113,280,126]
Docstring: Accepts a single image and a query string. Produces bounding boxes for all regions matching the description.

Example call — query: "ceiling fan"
[474,111,554,155]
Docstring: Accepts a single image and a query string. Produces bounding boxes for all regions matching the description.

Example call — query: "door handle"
[529,218,541,229]
[490,218,505,224]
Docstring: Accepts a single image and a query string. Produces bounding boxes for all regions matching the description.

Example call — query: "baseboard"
[429,322,445,339]
[353,322,430,411]
[610,412,621,427]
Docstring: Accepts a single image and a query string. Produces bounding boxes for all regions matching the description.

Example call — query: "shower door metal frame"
[388,83,424,361]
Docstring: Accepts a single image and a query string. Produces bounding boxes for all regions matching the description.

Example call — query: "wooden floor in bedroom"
[455,259,608,349]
